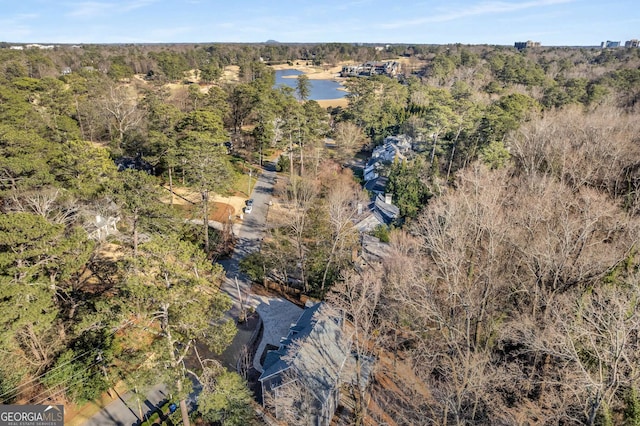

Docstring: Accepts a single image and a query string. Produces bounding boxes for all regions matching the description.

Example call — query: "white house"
[363,134,414,182]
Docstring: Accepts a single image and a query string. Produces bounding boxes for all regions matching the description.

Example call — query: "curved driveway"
[83,161,300,425]
[217,161,302,372]
[217,161,276,315]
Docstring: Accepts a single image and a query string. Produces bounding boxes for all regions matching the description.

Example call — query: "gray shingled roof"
[259,303,351,405]
[374,193,399,223]
[364,176,388,194]
[260,303,323,380]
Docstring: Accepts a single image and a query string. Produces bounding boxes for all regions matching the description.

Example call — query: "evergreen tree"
[387,158,431,219]
[120,234,236,426]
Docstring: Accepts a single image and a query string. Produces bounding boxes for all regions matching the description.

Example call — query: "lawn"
[229,158,262,198]
[172,201,236,223]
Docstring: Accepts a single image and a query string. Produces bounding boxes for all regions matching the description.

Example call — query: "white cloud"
[0,13,38,41]
[121,0,157,12]
[66,1,113,17]
[66,0,155,18]
[382,0,575,29]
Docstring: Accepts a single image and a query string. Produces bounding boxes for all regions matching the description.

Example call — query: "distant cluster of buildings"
[10,44,55,50]
[6,44,83,50]
[601,39,639,48]
[340,60,400,77]
[514,40,541,50]
[514,39,640,50]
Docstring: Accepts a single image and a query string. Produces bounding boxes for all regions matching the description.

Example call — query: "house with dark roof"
[259,303,354,426]
[363,175,388,195]
[359,234,392,265]
[357,134,414,233]
[115,154,153,173]
[354,193,400,233]
[363,134,413,183]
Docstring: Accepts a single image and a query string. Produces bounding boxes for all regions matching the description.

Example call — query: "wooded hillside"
[1,42,639,424]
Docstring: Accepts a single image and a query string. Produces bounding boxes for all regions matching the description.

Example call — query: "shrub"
[239,252,266,282]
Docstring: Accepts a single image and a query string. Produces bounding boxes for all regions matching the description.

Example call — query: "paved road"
[83,160,299,425]
[216,160,304,373]
[217,160,277,316]
[82,384,168,426]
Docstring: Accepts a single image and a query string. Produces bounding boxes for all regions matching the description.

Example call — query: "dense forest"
[1,41,640,425]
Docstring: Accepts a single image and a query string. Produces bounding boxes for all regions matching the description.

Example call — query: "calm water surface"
[274,69,346,100]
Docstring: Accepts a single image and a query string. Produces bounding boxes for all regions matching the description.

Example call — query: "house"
[115,154,153,173]
[354,193,400,233]
[86,214,120,241]
[25,44,55,50]
[363,134,413,182]
[364,176,388,195]
[340,60,400,78]
[358,134,411,232]
[259,303,353,426]
[514,40,541,50]
[601,40,621,48]
[357,234,393,268]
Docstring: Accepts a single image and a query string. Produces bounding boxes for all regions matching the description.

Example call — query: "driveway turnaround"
[252,296,304,372]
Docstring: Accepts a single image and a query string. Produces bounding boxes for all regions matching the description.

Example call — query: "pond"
[274,69,346,101]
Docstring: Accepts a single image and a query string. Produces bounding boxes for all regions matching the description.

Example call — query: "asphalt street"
[217,160,277,316]
[83,159,301,425]
[82,384,168,426]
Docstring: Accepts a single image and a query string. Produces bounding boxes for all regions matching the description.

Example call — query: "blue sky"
[1,0,638,46]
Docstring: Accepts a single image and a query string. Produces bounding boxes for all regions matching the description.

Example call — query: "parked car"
[245,199,254,214]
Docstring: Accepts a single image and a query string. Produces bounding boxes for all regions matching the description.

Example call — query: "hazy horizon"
[1,0,637,46]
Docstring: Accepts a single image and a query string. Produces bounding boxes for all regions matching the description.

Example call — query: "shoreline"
[219,64,350,109]
[315,97,349,109]
[269,62,349,108]
[269,62,344,81]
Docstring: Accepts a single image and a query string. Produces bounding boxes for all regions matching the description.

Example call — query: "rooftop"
[259,303,352,405]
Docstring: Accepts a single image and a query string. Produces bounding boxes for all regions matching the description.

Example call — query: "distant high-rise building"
[601,40,621,48]
[514,40,541,50]
[625,39,639,48]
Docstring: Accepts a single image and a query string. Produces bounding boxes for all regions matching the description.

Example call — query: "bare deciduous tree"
[264,372,317,425]
[283,175,318,292]
[529,283,640,425]
[333,121,366,163]
[508,175,637,321]
[327,269,381,425]
[319,178,362,292]
[6,187,77,225]
[102,84,144,149]
[377,159,640,423]
[509,104,640,211]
